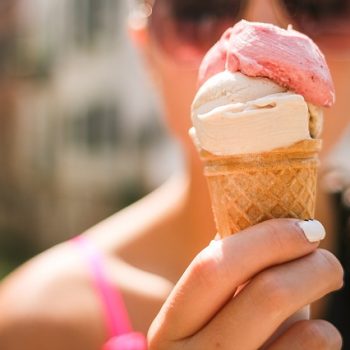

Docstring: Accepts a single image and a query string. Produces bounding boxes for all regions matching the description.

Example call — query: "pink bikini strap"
[72,236,132,338]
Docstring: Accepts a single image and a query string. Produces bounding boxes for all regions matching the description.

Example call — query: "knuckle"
[148,340,175,350]
[190,246,223,288]
[316,249,344,290]
[147,327,176,350]
[148,337,160,350]
[301,322,329,349]
[331,325,343,349]
[255,270,290,313]
[297,321,342,350]
[147,324,163,350]
[324,322,344,350]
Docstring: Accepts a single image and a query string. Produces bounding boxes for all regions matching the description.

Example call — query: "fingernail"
[297,220,326,243]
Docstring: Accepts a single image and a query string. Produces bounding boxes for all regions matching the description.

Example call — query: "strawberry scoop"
[191,20,335,156]
[198,20,335,107]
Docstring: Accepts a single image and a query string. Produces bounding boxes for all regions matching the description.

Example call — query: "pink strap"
[72,236,132,338]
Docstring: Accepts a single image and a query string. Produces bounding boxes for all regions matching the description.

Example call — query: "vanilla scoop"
[191,71,322,156]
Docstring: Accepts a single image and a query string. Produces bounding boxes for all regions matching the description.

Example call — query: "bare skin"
[0,1,348,349]
[0,159,215,349]
[149,220,343,350]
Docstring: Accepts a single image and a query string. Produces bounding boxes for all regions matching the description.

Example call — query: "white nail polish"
[298,220,326,243]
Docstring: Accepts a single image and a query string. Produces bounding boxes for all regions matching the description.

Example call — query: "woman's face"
[132,0,350,154]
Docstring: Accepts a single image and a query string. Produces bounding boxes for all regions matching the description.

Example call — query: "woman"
[0,0,348,349]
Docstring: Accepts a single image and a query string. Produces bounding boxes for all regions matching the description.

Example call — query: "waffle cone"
[200,139,322,237]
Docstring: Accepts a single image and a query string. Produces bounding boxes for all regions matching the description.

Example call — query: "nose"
[243,0,282,25]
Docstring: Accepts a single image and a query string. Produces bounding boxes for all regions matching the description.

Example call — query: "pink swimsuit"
[72,236,147,350]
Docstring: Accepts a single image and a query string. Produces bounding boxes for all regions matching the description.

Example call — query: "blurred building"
[0,0,180,276]
[0,2,24,276]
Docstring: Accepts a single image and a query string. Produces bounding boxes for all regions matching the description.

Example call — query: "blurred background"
[0,0,181,278]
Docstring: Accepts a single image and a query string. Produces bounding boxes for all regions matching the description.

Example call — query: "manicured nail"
[298,220,326,243]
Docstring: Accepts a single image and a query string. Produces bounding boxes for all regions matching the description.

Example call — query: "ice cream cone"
[200,139,322,237]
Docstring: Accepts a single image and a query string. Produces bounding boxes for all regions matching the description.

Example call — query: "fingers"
[190,249,343,350]
[266,320,342,350]
[149,219,324,343]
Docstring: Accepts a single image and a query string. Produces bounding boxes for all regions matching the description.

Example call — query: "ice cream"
[191,20,333,157]
[199,20,335,106]
[190,20,335,237]
[191,71,320,155]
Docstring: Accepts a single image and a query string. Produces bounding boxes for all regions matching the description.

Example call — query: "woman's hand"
[148,219,343,350]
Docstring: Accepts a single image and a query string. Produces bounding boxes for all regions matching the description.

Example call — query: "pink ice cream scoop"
[198,20,335,107]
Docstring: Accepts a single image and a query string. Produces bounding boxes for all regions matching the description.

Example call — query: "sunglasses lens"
[170,0,242,21]
[280,0,350,56]
[282,0,350,36]
[150,0,243,64]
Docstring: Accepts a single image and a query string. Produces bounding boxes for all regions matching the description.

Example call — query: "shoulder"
[0,243,106,350]
[88,174,188,243]
[0,239,174,349]
[0,177,185,349]
[78,179,184,331]
[105,256,174,332]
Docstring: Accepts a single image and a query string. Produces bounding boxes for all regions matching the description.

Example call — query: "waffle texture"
[200,140,322,237]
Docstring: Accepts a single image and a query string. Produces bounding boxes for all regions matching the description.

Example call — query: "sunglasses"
[136,0,350,64]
